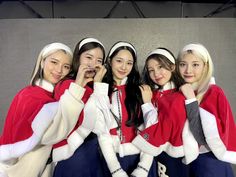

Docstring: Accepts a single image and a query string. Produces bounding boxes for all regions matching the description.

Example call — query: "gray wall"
[0,18,235,173]
[0,1,235,18]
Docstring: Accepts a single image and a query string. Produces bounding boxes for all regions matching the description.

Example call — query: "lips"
[118,71,126,75]
[184,75,194,79]
[52,74,62,80]
[86,68,96,74]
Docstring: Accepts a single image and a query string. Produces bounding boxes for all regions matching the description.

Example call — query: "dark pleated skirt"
[189,152,235,177]
[53,133,105,177]
[155,152,190,177]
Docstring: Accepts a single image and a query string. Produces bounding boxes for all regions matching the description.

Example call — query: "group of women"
[0,37,235,177]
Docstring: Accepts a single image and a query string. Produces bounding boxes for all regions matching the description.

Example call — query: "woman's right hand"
[139,85,152,104]
[180,83,196,99]
[75,64,93,87]
[93,65,107,82]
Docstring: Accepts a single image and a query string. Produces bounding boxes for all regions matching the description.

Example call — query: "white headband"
[182,43,210,63]
[148,48,175,64]
[109,42,136,57]
[79,37,104,50]
[42,42,73,58]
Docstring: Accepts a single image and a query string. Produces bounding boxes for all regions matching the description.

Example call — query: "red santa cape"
[132,91,199,164]
[0,85,55,162]
[199,85,236,164]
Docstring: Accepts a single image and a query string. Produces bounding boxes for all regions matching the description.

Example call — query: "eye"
[148,69,154,73]
[64,65,71,70]
[115,59,122,63]
[193,63,199,67]
[97,59,103,64]
[51,60,57,64]
[179,63,186,67]
[127,61,133,65]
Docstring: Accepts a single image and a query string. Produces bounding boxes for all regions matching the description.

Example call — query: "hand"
[180,84,196,99]
[94,65,107,82]
[75,64,93,87]
[139,85,152,103]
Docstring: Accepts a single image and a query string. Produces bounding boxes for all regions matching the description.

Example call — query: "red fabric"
[139,91,187,147]
[0,86,54,145]
[200,85,236,151]
[109,85,138,143]
[53,80,93,148]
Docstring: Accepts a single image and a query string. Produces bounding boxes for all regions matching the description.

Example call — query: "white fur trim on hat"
[148,48,175,64]
[108,42,136,57]
[182,43,210,63]
[79,37,104,49]
[42,42,73,58]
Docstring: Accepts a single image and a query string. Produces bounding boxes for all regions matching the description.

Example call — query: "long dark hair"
[103,42,143,128]
[142,47,184,90]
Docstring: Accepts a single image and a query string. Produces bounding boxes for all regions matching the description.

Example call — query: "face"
[178,53,205,84]
[147,58,173,86]
[79,47,104,78]
[111,49,134,85]
[42,50,72,84]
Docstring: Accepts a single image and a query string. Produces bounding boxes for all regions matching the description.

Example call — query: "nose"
[154,69,161,77]
[87,59,96,68]
[121,62,126,70]
[55,64,63,73]
[185,64,192,73]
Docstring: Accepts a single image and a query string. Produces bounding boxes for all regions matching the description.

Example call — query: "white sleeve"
[131,152,154,177]
[98,134,128,177]
[34,82,86,145]
[141,103,158,128]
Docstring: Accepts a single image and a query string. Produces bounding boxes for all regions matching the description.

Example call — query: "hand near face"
[179,83,196,99]
[139,84,153,104]
[75,64,94,87]
[93,65,107,82]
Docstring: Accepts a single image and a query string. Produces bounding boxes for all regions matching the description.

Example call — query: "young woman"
[52,37,107,177]
[0,42,87,177]
[138,47,195,177]
[177,43,236,177]
[132,47,200,174]
[85,41,157,177]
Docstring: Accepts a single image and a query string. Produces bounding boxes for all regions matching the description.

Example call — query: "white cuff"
[93,82,109,95]
[185,98,197,105]
[69,83,85,100]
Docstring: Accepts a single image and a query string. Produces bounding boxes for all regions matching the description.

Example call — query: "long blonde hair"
[177,43,214,103]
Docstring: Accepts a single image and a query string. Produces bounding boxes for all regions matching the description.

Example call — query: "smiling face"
[178,53,205,84]
[41,50,72,84]
[79,47,104,78]
[147,58,173,87]
[111,49,134,85]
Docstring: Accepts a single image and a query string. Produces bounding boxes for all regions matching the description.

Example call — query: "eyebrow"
[85,52,103,60]
[50,58,71,65]
[115,57,133,62]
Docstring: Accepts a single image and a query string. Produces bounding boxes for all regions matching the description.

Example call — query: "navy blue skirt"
[53,133,105,177]
[155,152,190,177]
[189,152,235,177]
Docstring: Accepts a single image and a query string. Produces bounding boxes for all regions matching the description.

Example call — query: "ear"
[40,59,45,69]
[170,65,176,72]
